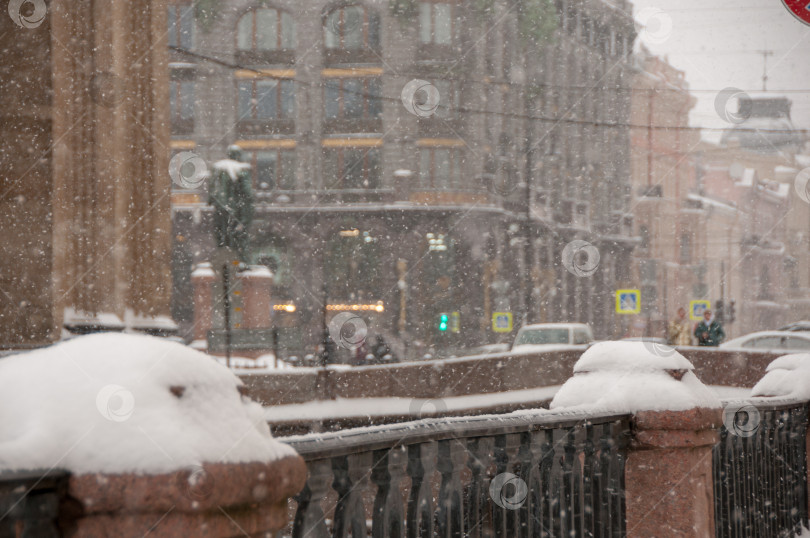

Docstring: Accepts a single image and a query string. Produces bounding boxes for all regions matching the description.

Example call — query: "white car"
[720,331,810,353]
[511,323,594,351]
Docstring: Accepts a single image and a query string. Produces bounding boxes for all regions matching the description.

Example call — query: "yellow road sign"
[492,312,513,333]
[690,300,711,321]
[615,289,641,314]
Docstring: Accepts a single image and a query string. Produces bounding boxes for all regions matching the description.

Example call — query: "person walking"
[667,307,692,346]
[694,309,725,346]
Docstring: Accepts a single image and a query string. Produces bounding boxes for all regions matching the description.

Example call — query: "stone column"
[65,458,306,537]
[50,0,171,331]
[624,407,721,537]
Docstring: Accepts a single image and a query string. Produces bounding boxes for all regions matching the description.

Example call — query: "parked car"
[620,337,669,345]
[719,331,810,353]
[778,321,810,332]
[511,323,594,351]
[464,343,510,356]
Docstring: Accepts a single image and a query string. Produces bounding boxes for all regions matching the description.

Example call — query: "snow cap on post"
[751,353,810,399]
[550,341,720,413]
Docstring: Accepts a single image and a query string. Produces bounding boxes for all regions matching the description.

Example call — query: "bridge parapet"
[280,397,810,537]
[284,409,631,537]
[244,347,780,434]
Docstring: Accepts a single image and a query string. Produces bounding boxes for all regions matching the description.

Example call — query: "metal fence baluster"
[371,447,407,538]
[436,439,467,538]
[291,458,332,538]
[407,442,437,538]
[331,452,371,538]
[464,437,494,538]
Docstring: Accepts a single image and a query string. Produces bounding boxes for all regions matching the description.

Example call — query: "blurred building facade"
[629,48,809,340]
[629,47,701,337]
[167,0,638,357]
[699,94,810,334]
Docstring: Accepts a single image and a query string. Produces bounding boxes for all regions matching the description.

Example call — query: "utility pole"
[755,49,774,91]
[523,86,535,325]
[320,281,333,367]
[647,88,654,187]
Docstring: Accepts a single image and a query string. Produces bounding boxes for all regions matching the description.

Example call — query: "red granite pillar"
[624,407,721,538]
[64,458,306,537]
[239,266,273,329]
[191,263,216,343]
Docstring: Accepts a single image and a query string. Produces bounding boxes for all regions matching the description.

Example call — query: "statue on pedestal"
[208,145,254,262]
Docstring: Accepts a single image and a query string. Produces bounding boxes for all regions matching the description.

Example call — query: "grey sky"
[630,0,810,144]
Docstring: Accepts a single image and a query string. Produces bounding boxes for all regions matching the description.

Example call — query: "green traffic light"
[438,313,448,331]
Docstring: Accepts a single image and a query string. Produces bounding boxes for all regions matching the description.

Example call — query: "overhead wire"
[169,46,810,137]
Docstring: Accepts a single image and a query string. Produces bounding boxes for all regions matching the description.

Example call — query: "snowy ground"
[263,383,749,423]
[263,385,562,423]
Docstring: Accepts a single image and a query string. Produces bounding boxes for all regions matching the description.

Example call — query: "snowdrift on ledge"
[0,333,295,474]
[751,353,810,399]
[550,341,720,413]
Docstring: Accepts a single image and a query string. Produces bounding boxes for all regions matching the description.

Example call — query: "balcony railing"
[322,117,383,135]
[234,49,295,66]
[281,410,630,537]
[236,118,295,137]
[323,47,382,66]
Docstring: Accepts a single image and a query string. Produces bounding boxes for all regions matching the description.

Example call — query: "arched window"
[237,8,296,52]
[324,5,380,50]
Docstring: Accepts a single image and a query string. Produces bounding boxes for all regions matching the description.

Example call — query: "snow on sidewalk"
[0,333,295,474]
[263,385,563,423]
[263,384,747,424]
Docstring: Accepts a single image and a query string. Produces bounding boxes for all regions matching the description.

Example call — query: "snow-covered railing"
[281,409,630,537]
[278,343,810,537]
[714,398,809,537]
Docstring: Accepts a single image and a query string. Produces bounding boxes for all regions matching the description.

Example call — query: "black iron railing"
[713,400,809,538]
[281,410,630,537]
[0,469,69,537]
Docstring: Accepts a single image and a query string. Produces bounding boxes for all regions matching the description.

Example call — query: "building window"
[759,265,771,300]
[169,79,194,134]
[237,79,295,120]
[237,8,296,51]
[325,230,380,298]
[639,225,650,250]
[419,147,463,189]
[322,147,381,189]
[419,2,453,45]
[324,5,380,50]
[167,4,193,49]
[432,80,459,118]
[324,78,382,120]
[679,233,691,265]
[250,150,296,191]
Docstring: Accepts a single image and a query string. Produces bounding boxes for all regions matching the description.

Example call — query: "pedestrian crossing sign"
[615,289,641,314]
[492,312,513,333]
[690,300,711,321]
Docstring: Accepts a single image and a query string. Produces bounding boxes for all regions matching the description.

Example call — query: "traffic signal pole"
[523,87,535,326]
[222,262,231,368]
